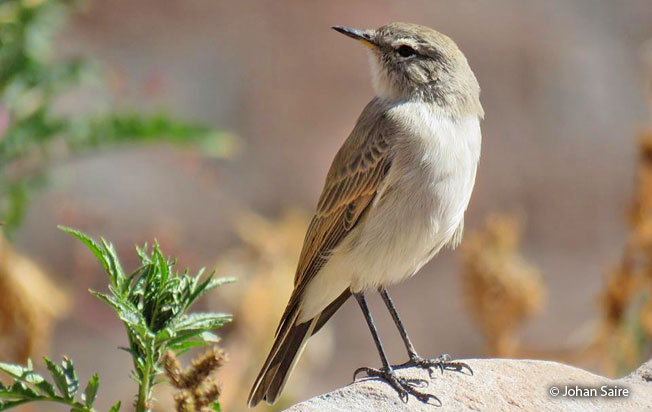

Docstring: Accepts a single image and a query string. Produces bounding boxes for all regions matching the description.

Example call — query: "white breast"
[298,103,481,323]
[389,103,481,236]
[351,104,481,286]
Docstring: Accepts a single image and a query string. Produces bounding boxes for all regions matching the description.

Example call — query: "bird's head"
[333,22,483,116]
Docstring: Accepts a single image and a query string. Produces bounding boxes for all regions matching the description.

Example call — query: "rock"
[283,358,652,412]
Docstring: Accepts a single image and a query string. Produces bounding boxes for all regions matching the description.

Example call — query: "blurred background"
[2,0,652,411]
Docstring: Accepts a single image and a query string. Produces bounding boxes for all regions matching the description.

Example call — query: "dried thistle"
[193,380,222,410]
[0,226,232,412]
[461,214,545,357]
[173,391,195,412]
[163,349,187,389]
[163,347,226,412]
[598,132,652,374]
[0,234,69,362]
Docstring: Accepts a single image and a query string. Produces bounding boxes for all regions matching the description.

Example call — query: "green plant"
[0,0,232,235]
[0,227,234,411]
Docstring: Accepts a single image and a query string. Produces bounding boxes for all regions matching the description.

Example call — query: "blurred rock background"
[3,0,652,411]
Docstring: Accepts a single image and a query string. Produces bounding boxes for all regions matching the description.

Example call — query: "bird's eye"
[396,45,416,58]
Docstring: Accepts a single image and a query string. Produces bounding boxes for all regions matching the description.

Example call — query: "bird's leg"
[379,287,473,377]
[353,293,439,404]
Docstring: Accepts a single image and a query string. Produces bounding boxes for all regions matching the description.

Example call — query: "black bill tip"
[331,26,376,47]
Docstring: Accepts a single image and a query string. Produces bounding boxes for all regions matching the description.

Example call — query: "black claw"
[351,366,438,405]
[353,366,371,381]
[352,354,470,405]
[443,361,473,375]
[456,361,473,375]
[422,393,442,406]
[403,353,473,377]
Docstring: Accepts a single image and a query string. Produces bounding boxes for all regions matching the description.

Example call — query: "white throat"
[367,52,395,101]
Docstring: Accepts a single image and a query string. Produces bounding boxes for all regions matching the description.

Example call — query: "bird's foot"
[399,353,473,377]
[353,366,441,405]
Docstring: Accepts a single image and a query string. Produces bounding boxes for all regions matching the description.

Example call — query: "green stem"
[50,397,98,412]
[135,357,154,412]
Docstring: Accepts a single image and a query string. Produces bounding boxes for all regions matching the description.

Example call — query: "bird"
[248,22,483,407]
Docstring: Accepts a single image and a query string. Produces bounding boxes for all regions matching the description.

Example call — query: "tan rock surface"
[284,358,652,411]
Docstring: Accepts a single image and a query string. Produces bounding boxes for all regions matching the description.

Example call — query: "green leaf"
[168,314,231,351]
[61,228,234,410]
[174,312,232,332]
[81,373,99,407]
[88,290,124,313]
[43,357,68,399]
[26,372,55,398]
[117,309,148,334]
[58,226,109,273]
[205,276,237,289]
[109,400,121,412]
[168,334,218,355]
[0,360,54,398]
[154,327,174,343]
[61,357,79,398]
[5,382,37,399]
[0,362,29,380]
[100,237,126,292]
[152,243,169,285]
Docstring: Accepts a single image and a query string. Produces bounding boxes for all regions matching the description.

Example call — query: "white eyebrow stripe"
[390,39,419,50]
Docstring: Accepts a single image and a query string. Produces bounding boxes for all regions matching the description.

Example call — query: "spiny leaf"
[4,382,37,399]
[154,327,174,344]
[43,357,68,399]
[109,400,121,412]
[81,373,99,407]
[61,357,79,398]
[117,309,149,334]
[89,290,123,313]
[168,315,231,349]
[152,243,169,285]
[168,332,220,355]
[58,226,109,273]
[100,237,126,292]
[24,371,55,398]
[174,313,233,331]
[0,363,29,380]
[0,361,53,398]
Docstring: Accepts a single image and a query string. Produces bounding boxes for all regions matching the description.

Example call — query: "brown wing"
[249,99,396,407]
[293,98,395,295]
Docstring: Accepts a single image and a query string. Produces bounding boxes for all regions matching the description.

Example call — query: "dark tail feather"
[248,310,315,407]
[248,290,351,407]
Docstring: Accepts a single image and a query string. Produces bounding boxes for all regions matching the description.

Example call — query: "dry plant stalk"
[461,214,545,357]
[598,132,652,374]
[0,234,69,363]
[211,208,332,410]
[163,347,226,412]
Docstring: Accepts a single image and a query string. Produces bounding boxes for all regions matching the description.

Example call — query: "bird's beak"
[331,26,377,49]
